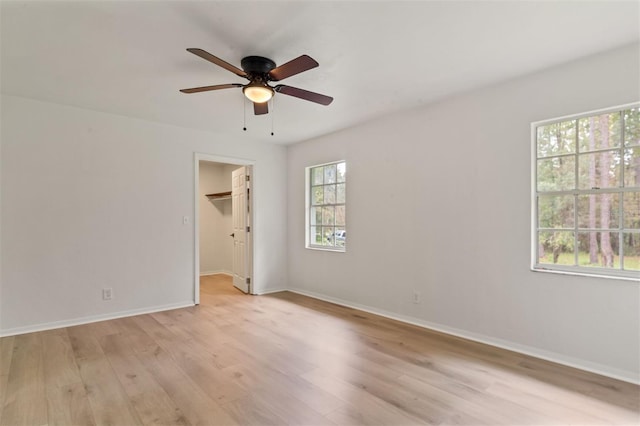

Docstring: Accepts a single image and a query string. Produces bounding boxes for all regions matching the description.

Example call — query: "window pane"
[577,194,619,229]
[538,231,575,265]
[322,227,335,246]
[310,207,321,226]
[311,226,322,245]
[624,192,640,229]
[308,161,346,251]
[537,157,575,191]
[337,162,346,183]
[312,186,323,205]
[322,206,335,226]
[312,167,324,185]
[534,106,639,278]
[577,232,619,268]
[336,183,346,204]
[537,121,575,157]
[577,231,601,267]
[578,150,620,190]
[335,228,346,248]
[324,184,336,204]
[623,233,640,271]
[324,164,337,184]
[578,113,621,152]
[624,147,640,188]
[538,195,574,228]
[335,205,346,226]
[624,107,640,147]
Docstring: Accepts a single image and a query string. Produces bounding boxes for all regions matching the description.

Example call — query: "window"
[307,161,346,251]
[533,104,639,279]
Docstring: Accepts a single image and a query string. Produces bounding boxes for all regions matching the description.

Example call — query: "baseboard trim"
[0,301,195,337]
[288,287,639,385]
[200,270,232,277]
[256,287,288,295]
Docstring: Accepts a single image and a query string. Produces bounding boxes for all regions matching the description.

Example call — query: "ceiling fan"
[180,48,333,115]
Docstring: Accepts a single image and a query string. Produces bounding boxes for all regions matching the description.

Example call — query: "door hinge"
[245,175,250,182]
[246,277,251,285]
[246,226,250,232]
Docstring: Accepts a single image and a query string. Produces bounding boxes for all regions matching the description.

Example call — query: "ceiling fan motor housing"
[241,56,277,80]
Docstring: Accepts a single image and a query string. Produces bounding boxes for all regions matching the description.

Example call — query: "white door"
[232,166,251,293]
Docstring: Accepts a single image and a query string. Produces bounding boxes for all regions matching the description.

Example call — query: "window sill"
[306,245,346,253]
[531,265,639,282]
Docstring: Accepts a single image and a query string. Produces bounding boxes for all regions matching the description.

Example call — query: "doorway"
[194,153,254,304]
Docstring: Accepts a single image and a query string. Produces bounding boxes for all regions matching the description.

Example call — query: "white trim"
[306,246,347,253]
[288,287,640,385]
[0,301,194,338]
[530,102,640,281]
[531,264,639,282]
[531,121,538,272]
[305,160,347,252]
[200,270,233,277]
[532,102,640,127]
[255,287,288,295]
[194,153,256,302]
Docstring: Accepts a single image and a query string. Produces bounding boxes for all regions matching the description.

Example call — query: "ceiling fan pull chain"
[243,97,247,131]
[271,97,275,136]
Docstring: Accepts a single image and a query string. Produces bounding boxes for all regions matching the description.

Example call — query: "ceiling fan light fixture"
[181,49,333,115]
[243,84,274,103]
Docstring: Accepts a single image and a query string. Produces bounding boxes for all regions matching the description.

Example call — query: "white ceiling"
[2,1,639,145]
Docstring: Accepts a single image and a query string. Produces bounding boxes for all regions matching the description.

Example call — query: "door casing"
[194,153,255,304]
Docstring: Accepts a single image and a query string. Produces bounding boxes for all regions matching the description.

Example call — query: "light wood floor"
[1,274,638,426]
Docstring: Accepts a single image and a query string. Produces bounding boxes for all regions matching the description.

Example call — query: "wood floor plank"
[397,373,552,426]
[141,325,248,405]
[67,324,106,361]
[137,346,240,426]
[83,319,120,339]
[223,324,317,376]
[250,386,336,426]
[45,381,96,426]
[145,312,255,370]
[357,343,495,393]
[41,328,82,389]
[516,357,640,410]
[486,375,640,424]
[76,354,142,426]
[0,336,15,422]
[301,367,427,425]
[104,348,190,425]
[222,360,345,416]
[102,317,159,355]
[0,333,47,426]
[0,336,14,376]
[218,394,289,426]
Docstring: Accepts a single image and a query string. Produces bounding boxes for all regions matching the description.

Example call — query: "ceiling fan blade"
[180,83,243,94]
[253,102,269,115]
[269,55,319,81]
[274,85,333,106]
[186,48,247,78]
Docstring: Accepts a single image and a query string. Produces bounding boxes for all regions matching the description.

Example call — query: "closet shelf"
[205,191,232,201]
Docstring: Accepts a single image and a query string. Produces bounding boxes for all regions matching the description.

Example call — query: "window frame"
[305,160,346,252]
[531,103,640,281]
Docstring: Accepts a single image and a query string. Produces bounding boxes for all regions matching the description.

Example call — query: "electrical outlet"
[102,288,113,301]
[413,292,421,304]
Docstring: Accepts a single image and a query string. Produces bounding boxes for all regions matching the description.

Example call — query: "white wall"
[0,95,288,335]
[287,44,640,383]
[198,161,235,275]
